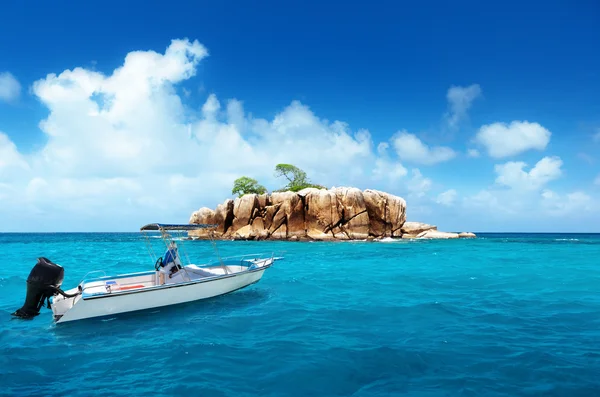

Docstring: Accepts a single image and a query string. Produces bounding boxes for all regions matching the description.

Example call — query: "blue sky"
[0,0,599,232]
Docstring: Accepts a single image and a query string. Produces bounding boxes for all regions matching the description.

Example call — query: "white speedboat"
[12,223,281,324]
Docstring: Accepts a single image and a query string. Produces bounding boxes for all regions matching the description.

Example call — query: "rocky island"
[188,186,476,241]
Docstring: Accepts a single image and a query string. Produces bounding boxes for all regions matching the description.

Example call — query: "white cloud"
[0,38,427,231]
[494,156,562,191]
[467,149,480,158]
[436,189,457,206]
[541,190,595,216]
[0,72,21,102]
[372,159,408,183]
[463,189,517,215]
[391,131,456,165]
[0,38,597,231]
[371,142,407,182]
[0,132,29,173]
[475,121,551,158]
[595,174,600,186]
[406,169,432,197]
[445,84,481,128]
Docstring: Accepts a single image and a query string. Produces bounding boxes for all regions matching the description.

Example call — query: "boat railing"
[80,270,107,281]
[199,251,285,268]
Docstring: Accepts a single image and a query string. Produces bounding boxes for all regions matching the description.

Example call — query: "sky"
[0,0,599,232]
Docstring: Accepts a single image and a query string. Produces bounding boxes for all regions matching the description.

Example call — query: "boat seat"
[81,280,110,296]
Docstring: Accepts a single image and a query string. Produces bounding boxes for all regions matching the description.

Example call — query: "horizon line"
[1,231,599,234]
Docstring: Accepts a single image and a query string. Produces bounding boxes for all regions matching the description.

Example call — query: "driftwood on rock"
[188,187,476,241]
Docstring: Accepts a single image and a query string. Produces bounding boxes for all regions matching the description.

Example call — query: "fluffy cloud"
[475,121,551,158]
[461,155,595,223]
[0,39,425,230]
[541,190,595,216]
[436,189,457,206]
[406,169,432,197]
[0,132,28,173]
[191,93,376,182]
[0,38,596,231]
[0,72,21,102]
[391,131,455,165]
[494,156,562,191]
[372,142,408,183]
[445,84,481,128]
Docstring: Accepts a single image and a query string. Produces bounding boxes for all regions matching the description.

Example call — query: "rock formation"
[416,230,459,239]
[188,187,476,241]
[400,222,437,238]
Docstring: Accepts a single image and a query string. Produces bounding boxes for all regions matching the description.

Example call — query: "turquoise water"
[1,233,600,396]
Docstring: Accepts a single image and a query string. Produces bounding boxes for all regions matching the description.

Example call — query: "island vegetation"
[231,163,325,197]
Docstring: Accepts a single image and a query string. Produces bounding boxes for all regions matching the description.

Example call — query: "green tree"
[232,176,267,197]
[274,163,325,192]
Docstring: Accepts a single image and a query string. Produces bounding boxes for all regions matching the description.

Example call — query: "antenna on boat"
[208,228,228,274]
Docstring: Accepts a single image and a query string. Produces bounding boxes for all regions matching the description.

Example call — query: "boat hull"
[53,267,267,324]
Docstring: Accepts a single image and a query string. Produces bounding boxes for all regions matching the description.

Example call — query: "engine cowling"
[12,257,65,319]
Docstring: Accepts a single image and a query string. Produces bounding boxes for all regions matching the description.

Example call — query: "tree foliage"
[274,163,325,192]
[231,176,267,197]
[231,164,325,197]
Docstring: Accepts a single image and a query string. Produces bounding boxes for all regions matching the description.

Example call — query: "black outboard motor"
[12,257,65,319]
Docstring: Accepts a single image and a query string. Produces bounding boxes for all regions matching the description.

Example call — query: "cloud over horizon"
[0,39,420,230]
[0,38,597,232]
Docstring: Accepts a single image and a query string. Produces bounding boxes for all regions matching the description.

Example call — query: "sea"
[0,232,599,396]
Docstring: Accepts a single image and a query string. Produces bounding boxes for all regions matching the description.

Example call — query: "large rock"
[307,228,335,241]
[271,223,287,239]
[363,189,389,236]
[257,193,270,208]
[303,188,341,234]
[333,187,369,239]
[188,206,220,238]
[188,207,215,225]
[188,187,416,241]
[385,193,407,237]
[363,189,406,237]
[213,199,234,234]
[262,203,280,231]
[232,194,259,230]
[416,230,459,239]
[401,222,437,238]
[233,225,255,240]
[251,217,269,239]
[270,191,305,237]
[459,232,476,238]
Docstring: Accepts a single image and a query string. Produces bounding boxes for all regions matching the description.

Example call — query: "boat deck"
[79,262,264,298]
[81,271,157,297]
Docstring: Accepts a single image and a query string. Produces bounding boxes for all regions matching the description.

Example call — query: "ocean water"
[1,232,599,396]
